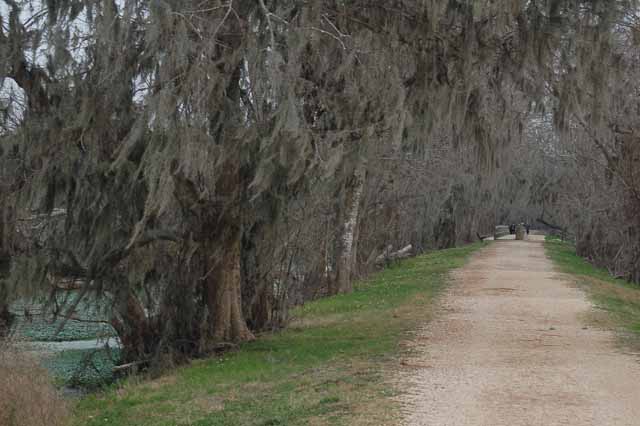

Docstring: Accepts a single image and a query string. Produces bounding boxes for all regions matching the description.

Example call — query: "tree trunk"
[203,155,254,345]
[111,291,155,363]
[0,195,13,338]
[331,165,366,295]
[206,228,255,343]
[241,223,273,331]
[0,303,13,338]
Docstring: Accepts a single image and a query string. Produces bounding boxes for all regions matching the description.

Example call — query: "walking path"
[398,236,640,425]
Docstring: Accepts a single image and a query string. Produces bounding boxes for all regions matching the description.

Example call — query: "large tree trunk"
[330,165,366,295]
[203,156,254,346]
[206,227,254,344]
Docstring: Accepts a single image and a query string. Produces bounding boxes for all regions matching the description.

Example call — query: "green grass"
[545,236,640,343]
[72,242,484,426]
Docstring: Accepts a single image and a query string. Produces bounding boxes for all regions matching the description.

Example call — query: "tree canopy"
[1,0,639,363]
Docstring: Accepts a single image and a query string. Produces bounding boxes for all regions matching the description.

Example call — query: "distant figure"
[509,224,516,235]
[525,223,530,235]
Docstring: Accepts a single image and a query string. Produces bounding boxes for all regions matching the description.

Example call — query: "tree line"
[1,0,638,365]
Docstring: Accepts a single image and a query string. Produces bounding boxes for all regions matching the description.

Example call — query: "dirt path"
[398,236,640,426]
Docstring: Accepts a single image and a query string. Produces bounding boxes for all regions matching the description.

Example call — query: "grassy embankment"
[73,242,484,426]
[545,236,640,348]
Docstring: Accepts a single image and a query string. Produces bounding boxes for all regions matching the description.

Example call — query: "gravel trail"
[398,236,640,426]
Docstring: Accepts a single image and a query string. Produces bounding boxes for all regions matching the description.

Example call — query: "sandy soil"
[397,236,640,426]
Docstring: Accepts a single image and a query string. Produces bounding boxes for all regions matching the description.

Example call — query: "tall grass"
[0,343,70,426]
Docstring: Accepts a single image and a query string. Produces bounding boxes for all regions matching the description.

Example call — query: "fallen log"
[113,360,148,374]
[375,245,413,266]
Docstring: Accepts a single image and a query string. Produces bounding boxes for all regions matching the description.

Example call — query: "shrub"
[0,343,69,426]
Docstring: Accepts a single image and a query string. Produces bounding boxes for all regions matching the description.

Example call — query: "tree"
[3,0,639,366]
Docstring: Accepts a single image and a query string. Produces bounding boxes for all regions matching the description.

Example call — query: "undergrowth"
[0,344,70,426]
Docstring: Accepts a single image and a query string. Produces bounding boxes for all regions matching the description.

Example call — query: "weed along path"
[398,236,640,426]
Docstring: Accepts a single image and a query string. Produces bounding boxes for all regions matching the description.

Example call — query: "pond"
[9,294,121,389]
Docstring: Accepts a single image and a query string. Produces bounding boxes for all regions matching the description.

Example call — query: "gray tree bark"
[331,165,366,295]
